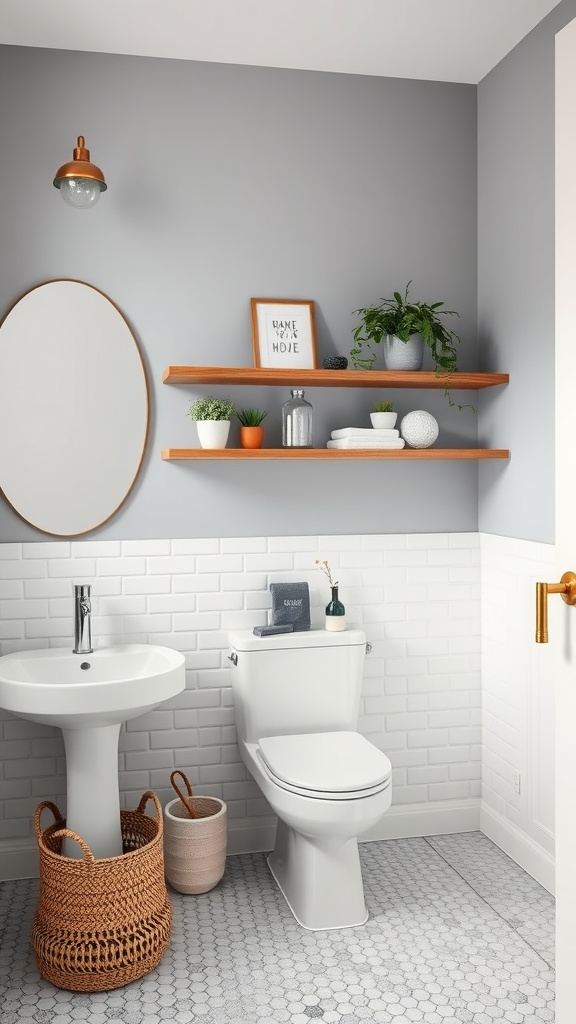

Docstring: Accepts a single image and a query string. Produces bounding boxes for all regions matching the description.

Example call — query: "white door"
[554,19,576,1022]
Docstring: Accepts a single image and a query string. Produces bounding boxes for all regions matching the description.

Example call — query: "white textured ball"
[400,410,439,448]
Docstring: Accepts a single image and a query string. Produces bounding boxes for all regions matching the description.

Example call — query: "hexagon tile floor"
[0,832,554,1024]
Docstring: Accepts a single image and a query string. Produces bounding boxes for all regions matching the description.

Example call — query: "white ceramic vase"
[370,411,398,429]
[196,420,230,449]
[383,334,424,371]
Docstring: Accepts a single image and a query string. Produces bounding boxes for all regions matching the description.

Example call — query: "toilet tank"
[227,628,367,743]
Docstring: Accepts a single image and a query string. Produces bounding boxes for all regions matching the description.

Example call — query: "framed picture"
[251,298,317,369]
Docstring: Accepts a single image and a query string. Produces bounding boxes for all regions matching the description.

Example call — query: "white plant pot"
[383,333,424,371]
[370,411,398,429]
[196,420,230,449]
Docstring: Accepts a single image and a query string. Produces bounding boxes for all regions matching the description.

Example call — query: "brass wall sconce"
[53,136,107,209]
[535,571,576,642]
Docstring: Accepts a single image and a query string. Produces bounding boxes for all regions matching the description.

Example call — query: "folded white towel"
[331,426,400,439]
[327,437,406,450]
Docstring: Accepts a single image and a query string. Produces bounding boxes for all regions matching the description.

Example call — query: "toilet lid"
[258,731,392,795]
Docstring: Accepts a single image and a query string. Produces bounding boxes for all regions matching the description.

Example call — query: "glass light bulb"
[59,177,103,209]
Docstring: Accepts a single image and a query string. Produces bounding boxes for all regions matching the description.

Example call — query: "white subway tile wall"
[480,532,555,880]
[0,534,481,854]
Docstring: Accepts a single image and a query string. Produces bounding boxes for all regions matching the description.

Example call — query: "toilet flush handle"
[365,642,372,655]
[228,653,238,666]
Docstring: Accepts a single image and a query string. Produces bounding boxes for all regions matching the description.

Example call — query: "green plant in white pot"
[188,396,236,449]
[370,399,397,430]
[351,281,461,375]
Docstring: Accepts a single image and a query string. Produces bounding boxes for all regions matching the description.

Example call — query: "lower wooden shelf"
[162,448,509,461]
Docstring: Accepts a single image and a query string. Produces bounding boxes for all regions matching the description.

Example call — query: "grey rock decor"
[270,582,311,631]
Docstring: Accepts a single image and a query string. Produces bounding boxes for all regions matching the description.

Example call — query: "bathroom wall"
[480,533,555,892]
[477,0,576,543]
[0,532,481,879]
[0,43,479,542]
[0,4,571,887]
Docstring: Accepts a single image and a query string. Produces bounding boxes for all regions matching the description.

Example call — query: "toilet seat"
[257,731,392,801]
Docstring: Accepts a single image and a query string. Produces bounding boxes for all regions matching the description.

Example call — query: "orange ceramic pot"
[240,426,264,449]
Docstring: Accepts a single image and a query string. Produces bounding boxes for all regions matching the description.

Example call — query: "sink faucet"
[73,583,93,655]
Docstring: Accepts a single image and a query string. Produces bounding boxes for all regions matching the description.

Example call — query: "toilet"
[227,628,392,931]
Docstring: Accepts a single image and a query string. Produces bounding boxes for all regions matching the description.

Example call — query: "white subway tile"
[147,555,196,575]
[221,538,267,554]
[123,614,173,633]
[407,533,449,549]
[23,542,70,559]
[148,594,197,614]
[48,558,96,578]
[123,576,171,595]
[197,554,243,574]
[122,539,171,556]
[221,573,267,592]
[173,574,220,593]
[172,539,219,555]
[0,598,48,619]
[272,536,318,552]
[2,559,47,579]
[318,536,363,550]
[0,543,22,559]
[0,580,24,599]
[0,620,25,640]
[73,541,121,557]
[245,554,293,572]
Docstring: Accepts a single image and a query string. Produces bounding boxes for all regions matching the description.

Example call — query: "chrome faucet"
[73,583,93,655]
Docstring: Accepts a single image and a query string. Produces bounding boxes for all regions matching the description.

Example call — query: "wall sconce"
[53,136,107,209]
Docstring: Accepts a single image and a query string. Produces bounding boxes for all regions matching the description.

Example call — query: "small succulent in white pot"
[370,399,397,430]
[187,396,236,449]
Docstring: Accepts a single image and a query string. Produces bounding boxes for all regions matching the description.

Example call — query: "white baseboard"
[4,801,552,891]
[0,838,39,881]
[0,819,280,880]
[362,798,481,841]
[480,801,555,895]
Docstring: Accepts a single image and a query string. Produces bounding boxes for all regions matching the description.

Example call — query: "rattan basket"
[32,791,172,992]
[164,770,227,894]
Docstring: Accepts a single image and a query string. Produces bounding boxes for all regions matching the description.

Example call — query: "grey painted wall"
[477,0,576,543]
[0,46,478,541]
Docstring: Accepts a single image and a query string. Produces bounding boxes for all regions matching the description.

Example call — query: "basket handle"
[170,770,197,818]
[34,800,65,841]
[51,828,95,863]
[136,790,163,820]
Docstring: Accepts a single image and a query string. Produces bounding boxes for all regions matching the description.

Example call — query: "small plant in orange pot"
[237,408,267,449]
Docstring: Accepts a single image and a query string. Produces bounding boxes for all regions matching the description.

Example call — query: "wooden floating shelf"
[162,448,510,461]
[162,366,509,390]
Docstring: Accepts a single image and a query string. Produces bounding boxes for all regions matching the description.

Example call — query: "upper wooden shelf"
[162,366,509,390]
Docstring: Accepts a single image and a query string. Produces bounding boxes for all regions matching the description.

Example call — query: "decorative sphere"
[400,410,439,448]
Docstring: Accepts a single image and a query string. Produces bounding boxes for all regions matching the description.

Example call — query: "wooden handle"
[170,770,197,818]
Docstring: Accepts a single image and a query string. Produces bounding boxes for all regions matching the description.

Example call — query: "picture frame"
[251,298,317,370]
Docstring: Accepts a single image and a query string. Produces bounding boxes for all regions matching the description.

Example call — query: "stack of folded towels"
[327,427,405,450]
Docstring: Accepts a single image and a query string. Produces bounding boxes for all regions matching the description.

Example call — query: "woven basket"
[32,791,172,992]
[164,770,227,894]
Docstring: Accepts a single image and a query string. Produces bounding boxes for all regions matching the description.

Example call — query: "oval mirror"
[0,280,148,536]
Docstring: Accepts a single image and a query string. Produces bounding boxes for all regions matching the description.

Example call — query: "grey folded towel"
[270,582,311,631]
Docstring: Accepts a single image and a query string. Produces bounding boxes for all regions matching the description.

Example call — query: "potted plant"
[187,396,236,449]
[370,399,397,430]
[236,408,267,449]
[350,281,461,376]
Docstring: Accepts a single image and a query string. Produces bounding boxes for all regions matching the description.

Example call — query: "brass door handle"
[535,571,576,642]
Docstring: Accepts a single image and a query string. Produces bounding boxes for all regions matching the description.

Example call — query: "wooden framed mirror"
[0,280,149,536]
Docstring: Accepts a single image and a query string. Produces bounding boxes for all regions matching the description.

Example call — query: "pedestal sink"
[0,645,185,858]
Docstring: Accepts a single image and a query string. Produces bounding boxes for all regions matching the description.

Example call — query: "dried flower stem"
[315,559,338,588]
